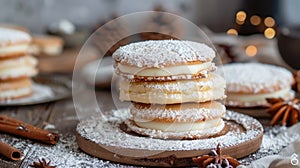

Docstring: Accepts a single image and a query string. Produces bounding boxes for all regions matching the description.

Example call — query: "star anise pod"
[192,144,240,168]
[266,97,300,126]
[30,158,56,168]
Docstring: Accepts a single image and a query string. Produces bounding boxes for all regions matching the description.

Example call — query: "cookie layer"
[226,89,295,107]
[0,78,32,100]
[30,35,64,56]
[115,61,216,81]
[119,73,226,104]
[126,119,224,139]
[220,63,294,107]
[131,101,225,122]
[113,40,215,81]
[0,28,31,57]
[0,55,38,80]
[221,63,294,94]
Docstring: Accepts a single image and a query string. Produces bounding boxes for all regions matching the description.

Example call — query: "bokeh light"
[245,45,257,57]
[264,17,275,27]
[250,15,261,26]
[227,28,238,36]
[264,28,276,39]
[236,11,247,21]
[236,11,247,25]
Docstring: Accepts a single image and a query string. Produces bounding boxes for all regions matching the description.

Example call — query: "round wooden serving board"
[76,110,263,167]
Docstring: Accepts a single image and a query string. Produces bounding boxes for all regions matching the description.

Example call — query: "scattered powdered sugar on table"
[20,134,136,168]
[77,109,263,151]
[239,125,300,165]
[0,27,31,46]
[219,63,294,93]
[112,40,215,68]
[3,83,54,104]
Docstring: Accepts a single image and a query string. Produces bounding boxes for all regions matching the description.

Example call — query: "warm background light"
[236,11,246,25]
[245,45,257,57]
[250,15,261,26]
[227,28,238,36]
[264,17,275,27]
[264,28,276,39]
[236,11,247,21]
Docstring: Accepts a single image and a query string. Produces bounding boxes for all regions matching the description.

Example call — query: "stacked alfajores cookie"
[0,28,38,100]
[113,40,226,139]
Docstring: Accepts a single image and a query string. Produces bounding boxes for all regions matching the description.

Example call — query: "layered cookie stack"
[113,40,226,139]
[0,28,38,100]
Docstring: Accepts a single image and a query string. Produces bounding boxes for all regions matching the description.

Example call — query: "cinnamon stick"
[0,141,22,161]
[0,115,59,145]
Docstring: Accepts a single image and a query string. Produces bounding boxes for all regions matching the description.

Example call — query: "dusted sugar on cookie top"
[222,63,293,93]
[0,27,31,46]
[113,40,215,68]
[221,62,294,107]
[113,40,216,81]
[0,27,32,57]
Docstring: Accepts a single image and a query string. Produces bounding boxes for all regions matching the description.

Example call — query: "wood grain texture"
[47,99,77,134]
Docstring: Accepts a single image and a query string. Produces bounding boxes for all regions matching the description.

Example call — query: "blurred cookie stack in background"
[30,35,64,57]
[0,27,38,100]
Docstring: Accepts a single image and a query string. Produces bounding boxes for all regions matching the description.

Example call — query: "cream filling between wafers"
[227,87,291,103]
[30,44,62,55]
[120,87,225,104]
[0,66,37,79]
[0,55,38,69]
[0,86,32,98]
[120,73,226,104]
[134,118,223,132]
[0,44,29,56]
[117,62,215,77]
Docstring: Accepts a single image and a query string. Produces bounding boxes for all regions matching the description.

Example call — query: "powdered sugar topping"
[113,40,215,68]
[220,63,293,93]
[0,27,31,46]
